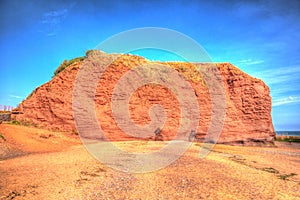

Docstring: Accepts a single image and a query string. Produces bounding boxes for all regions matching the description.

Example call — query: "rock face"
[13,51,275,145]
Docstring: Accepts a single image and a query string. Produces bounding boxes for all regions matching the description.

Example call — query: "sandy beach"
[0,124,299,200]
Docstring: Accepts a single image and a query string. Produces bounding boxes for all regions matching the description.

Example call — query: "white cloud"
[250,65,300,87]
[9,94,23,99]
[239,59,252,63]
[247,65,300,107]
[42,8,68,25]
[252,65,300,77]
[273,96,300,106]
[237,59,264,65]
[39,5,72,36]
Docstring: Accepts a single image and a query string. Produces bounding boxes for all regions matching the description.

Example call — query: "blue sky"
[0,0,299,130]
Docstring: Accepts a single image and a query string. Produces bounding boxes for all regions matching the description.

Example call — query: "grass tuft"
[11,120,20,125]
[275,137,300,143]
[262,167,279,174]
[10,120,37,127]
[53,56,85,77]
[277,173,297,180]
[0,132,5,141]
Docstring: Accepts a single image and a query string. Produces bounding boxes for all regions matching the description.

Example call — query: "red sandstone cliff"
[13,51,275,145]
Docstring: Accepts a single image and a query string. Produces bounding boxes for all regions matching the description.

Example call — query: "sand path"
[0,124,299,199]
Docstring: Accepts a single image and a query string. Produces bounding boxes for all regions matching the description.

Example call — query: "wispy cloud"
[251,65,300,86]
[42,8,68,24]
[273,96,300,106]
[249,65,300,107]
[39,6,72,36]
[237,59,264,65]
[9,94,23,99]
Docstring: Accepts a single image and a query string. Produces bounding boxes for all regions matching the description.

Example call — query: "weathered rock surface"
[0,113,11,122]
[13,51,275,145]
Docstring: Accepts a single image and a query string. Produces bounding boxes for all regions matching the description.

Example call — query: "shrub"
[53,56,85,77]
[54,60,68,77]
[11,120,20,125]
[85,49,98,57]
[0,133,5,141]
[10,120,36,127]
